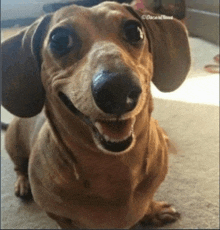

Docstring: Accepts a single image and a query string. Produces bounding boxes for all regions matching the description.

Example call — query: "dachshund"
[2,1,190,228]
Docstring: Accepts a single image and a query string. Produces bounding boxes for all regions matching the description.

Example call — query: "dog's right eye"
[123,20,144,45]
[49,28,81,56]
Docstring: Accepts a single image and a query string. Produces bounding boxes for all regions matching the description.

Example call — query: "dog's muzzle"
[59,70,142,153]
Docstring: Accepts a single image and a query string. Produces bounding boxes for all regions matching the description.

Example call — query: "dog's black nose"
[92,70,142,115]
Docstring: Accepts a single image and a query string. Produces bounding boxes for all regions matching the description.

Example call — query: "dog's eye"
[50,28,81,56]
[123,20,144,44]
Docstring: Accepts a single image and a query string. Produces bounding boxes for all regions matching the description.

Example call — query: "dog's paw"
[14,175,32,200]
[140,201,180,227]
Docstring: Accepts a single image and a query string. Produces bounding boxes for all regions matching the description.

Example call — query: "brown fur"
[3,2,190,229]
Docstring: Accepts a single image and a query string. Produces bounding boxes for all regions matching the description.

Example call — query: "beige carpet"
[1,27,219,229]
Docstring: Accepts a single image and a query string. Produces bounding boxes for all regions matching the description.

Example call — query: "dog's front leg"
[5,118,33,199]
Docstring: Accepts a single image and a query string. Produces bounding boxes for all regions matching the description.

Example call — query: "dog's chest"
[59,169,146,228]
[30,153,147,228]
[51,158,136,206]
[29,124,149,227]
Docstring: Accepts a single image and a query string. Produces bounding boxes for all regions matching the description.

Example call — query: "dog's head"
[2,2,190,154]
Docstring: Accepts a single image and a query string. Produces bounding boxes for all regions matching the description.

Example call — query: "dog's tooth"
[131,117,136,128]
[94,122,103,135]
[103,134,131,143]
[103,133,120,143]
[103,134,111,142]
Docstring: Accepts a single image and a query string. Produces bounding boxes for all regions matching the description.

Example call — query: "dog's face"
[2,2,190,154]
[41,2,153,154]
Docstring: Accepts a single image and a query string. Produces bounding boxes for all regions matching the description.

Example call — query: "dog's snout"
[92,70,142,116]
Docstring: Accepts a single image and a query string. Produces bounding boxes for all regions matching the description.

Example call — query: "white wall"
[1,0,58,20]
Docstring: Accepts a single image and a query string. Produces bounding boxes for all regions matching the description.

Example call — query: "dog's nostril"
[127,89,142,106]
[125,87,142,113]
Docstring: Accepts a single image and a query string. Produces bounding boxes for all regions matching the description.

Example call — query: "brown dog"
[2,1,190,229]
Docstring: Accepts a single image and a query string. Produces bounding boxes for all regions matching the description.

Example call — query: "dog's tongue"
[94,118,135,141]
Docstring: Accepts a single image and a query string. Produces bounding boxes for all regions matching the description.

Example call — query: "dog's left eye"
[49,28,81,56]
[123,20,144,44]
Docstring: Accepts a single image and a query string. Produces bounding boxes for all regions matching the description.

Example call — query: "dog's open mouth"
[59,92,135,153]
[93,119,135,152]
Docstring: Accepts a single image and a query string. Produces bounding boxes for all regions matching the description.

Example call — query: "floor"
[1,27,219,229]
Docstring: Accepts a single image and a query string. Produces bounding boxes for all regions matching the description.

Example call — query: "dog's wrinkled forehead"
[51,2,137,27]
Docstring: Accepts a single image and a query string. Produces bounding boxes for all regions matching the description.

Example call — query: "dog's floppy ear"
[2,14,52,117]
[124,5,191,92]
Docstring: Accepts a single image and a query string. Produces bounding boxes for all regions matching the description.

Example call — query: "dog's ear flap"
[124,5,191,92]
[2,14,52,117]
